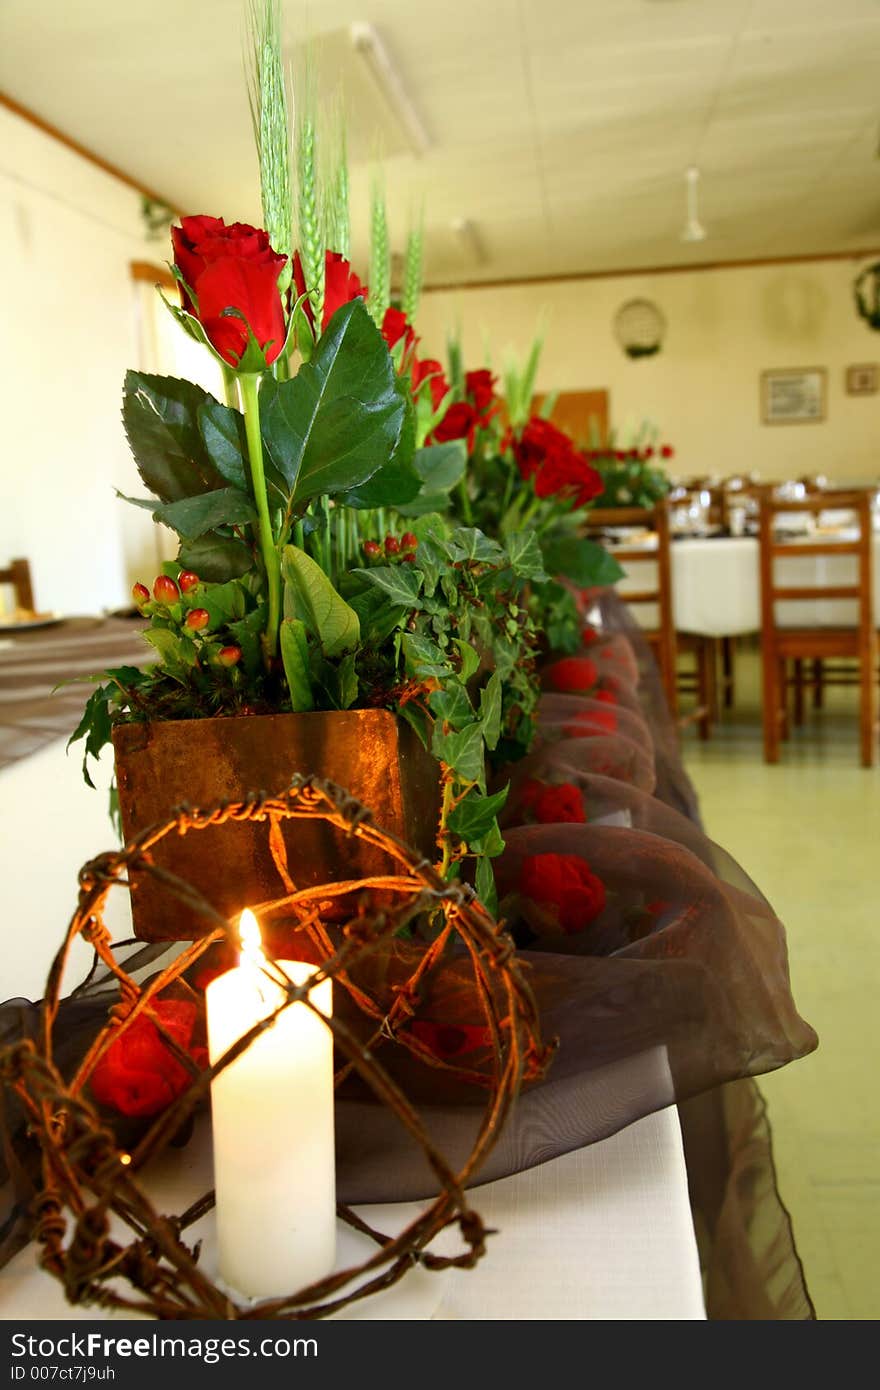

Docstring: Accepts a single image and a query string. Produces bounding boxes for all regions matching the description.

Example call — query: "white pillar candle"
[206,910,336,1300]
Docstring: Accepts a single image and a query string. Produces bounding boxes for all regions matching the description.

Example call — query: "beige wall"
[418,257,880,485]
[0,106,154,615]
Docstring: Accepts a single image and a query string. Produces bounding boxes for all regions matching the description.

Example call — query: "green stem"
[221,365,240,411]
[437,771,457,880]
[457,477,474,525]
[239,373,280,664]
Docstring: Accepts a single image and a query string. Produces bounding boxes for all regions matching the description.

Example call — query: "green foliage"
[297,111,324,330]
[367,182,390,328]
[281,545,360,656]
[247,0,293,293]
[402,219,424,325]
[540,535,624,588]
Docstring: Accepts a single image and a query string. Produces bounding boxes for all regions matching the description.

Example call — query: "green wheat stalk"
[402,215,424,325]
[368,180,390,327]
[325,109,350,259]
[297,109,324,330]
[246,0,292,294]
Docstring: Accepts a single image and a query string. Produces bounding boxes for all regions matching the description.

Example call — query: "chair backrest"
[0,558,34,612]
[758,492,873,639]
[583,501,677,707]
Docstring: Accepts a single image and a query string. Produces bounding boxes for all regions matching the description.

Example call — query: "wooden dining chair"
[583,501,713,735]
[0,558,34,612]
[758,492,877,766]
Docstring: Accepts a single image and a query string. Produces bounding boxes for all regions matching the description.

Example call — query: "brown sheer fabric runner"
[0,589,817,1318]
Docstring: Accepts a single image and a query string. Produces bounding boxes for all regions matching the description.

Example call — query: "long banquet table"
[0,736,705,1320]
[0,601,817,1321]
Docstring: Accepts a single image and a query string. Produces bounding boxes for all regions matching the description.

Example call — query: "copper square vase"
[112,709,440,941]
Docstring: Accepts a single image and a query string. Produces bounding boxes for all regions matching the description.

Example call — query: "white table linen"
[616,535,880,638]
[0,741,705,1321]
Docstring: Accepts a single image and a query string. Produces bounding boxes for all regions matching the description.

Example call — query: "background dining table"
[615,531,880,637]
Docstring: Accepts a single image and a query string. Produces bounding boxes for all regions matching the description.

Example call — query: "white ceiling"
[2,0,880,285]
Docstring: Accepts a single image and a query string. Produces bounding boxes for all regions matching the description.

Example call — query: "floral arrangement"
[588,432,674,508]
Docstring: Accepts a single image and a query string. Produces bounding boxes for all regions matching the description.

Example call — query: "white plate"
[0,612,63,631]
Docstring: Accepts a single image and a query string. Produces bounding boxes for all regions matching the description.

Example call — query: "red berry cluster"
[131,572,241,667]
[362,533,418,564]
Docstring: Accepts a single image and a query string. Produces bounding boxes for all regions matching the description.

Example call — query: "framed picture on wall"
[845,363,878,396]
[760,367,827,424]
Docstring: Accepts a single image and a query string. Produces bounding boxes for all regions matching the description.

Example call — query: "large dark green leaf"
[153,488,256,540]
[122,372,228,502]
[280,618,314,711]
[340,380,421,507]
[542,535,624,586]
[177,534,253,581]
[260,300,407,508]
[197,400,248,490]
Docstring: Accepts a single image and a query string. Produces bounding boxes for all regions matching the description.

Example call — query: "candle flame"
[239,908,266,970]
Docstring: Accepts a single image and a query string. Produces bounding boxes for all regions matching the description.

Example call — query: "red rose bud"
[384,535,400,555]
[401,532,418,550]
[171,216,287,368]
[218,645,242,667]
[401,551,417,564]
[131,582,149,605]
[178,570,199,593]
[153,575,179,604]
[185,608,210,631]
[362,539,381,558]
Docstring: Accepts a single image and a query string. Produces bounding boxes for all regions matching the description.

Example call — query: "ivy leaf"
[347,587,407,644]
[450,528,506,565]
[177,534,253,581]
[122,372,227,502]
[352,564,423,608]
[67,684,113,789]
[478,671,502,750]
[279,617,314,711]
[432,721,485,786]
[542,535,624,586]
[153,488,256,540]
[505,530,549,582]
[447,786,508,841]
[281,545,360,657]
[402,633,452,679]
[469,819,506,858]
[260,300,407,506]
[142,627,198,674]
[475,855,498,917]
[454,639,480,681]
[428,684,474,729]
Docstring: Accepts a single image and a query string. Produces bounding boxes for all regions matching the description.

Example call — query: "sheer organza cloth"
[0,589,817,1318]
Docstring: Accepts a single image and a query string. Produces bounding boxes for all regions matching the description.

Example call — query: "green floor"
[680,644,879,1320]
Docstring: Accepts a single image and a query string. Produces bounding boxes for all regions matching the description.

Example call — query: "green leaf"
[450,528,506,565]
[478,671,502,750]
[414,440,467,489]
[447,786,508,841]
[280,618,314,711]
[432,721,485,785]
[311,650,359,710]
[542,535,625,587]
[195,578,248,629]
[352,564,423,608]
[428,684,474,729]
[470,819,506,858]
[178,534,253,581]
[505,531,549,582]
[122,372,228,502]
[396,700,430,750]
[260,300,407,506]
[347,586,407,644]
[67,684,113,789]
[198,400,248,489]
[281,545,360,656]
[454,639,480,681]
[475,854,498,917]
[340,377,421,508]
[402,632,452,678]
[142,626,198,673]
[153,488,257,540]
[227,605,266,676]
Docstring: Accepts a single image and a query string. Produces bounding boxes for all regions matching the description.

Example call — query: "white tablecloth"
[616,534,880,638]
[0,741,705,1321]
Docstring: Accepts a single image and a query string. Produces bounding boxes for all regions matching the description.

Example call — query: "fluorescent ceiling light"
[681,166,707,243]
[349,22,430,157]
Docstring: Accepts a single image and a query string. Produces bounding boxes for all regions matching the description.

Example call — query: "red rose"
[513,418,603,507]
[171,216,287,367]
[90,999,207,1118]
[413,357,449,411]
[519,779,586,824]
[293,249,368,334]
[465,368,496,414]
[545,656,599,693]
[381,306,418,362]
[409,1020,491,1059]
[564,707,618,737]
[518,852,606,934]
[433,400,481,450]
